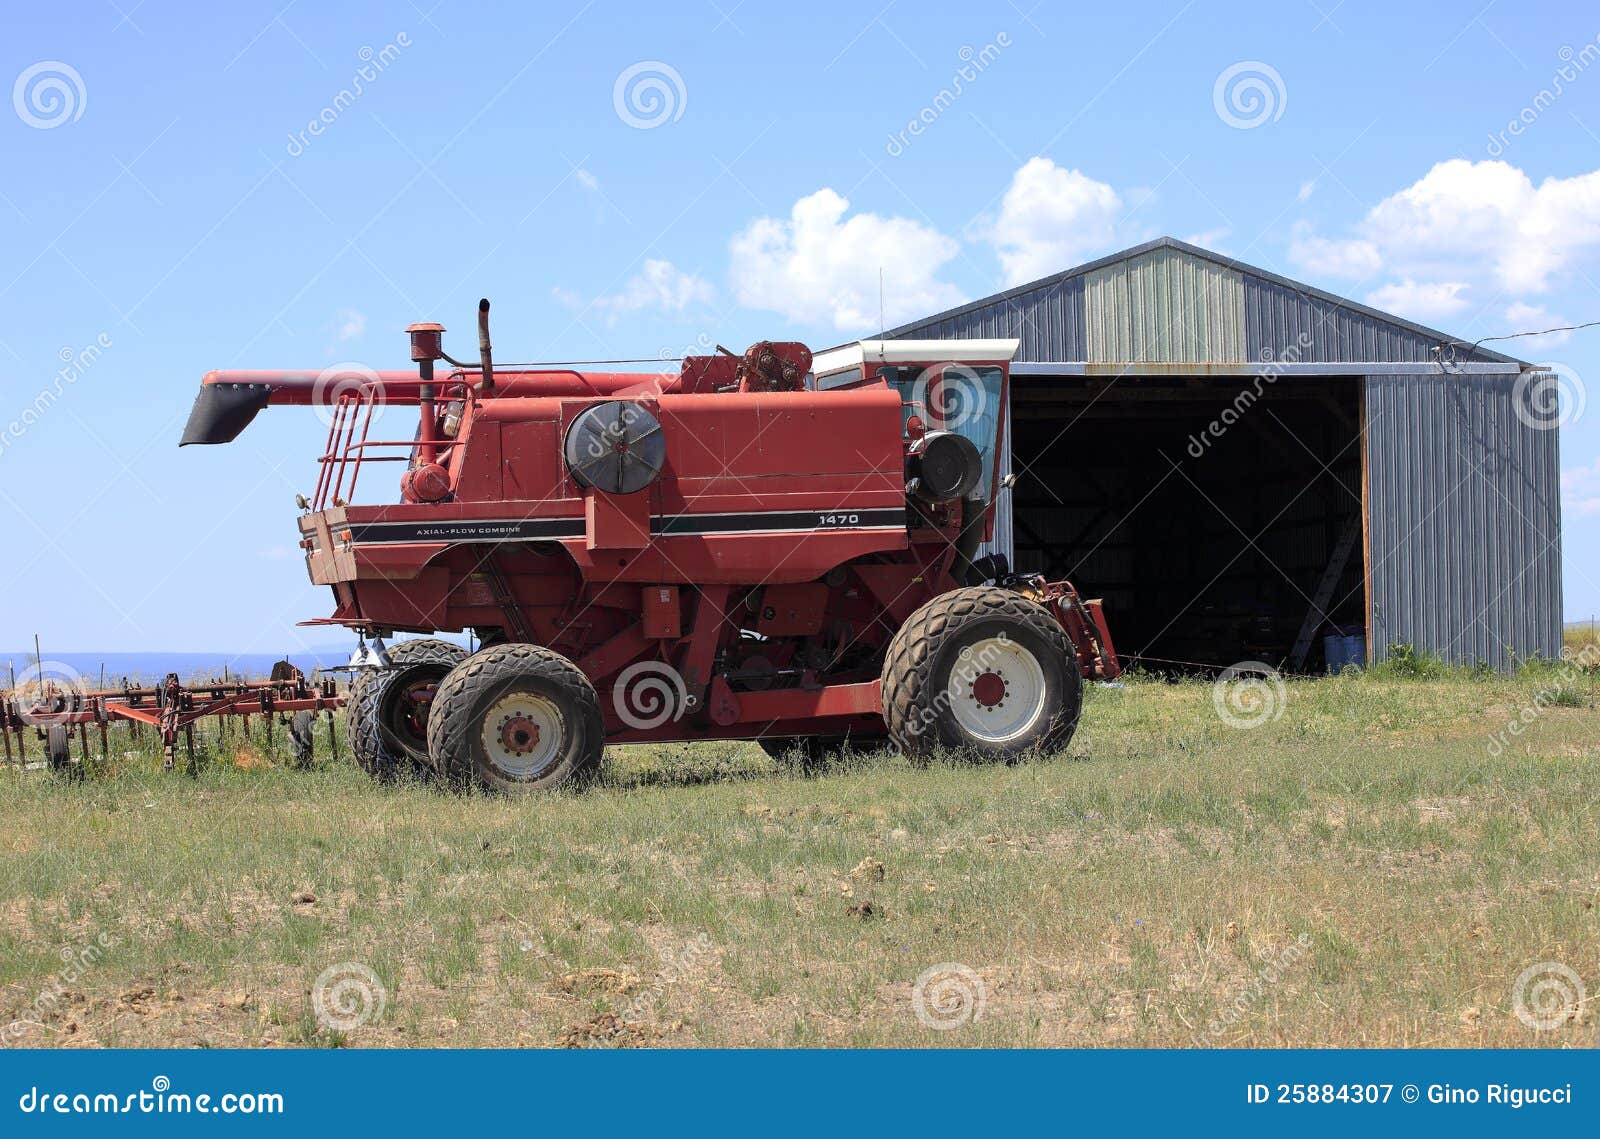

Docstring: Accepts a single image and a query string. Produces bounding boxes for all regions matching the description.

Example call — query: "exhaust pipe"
[477,298,495,395]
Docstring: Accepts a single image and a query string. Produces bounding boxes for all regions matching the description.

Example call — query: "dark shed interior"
[1008,375,1367,671]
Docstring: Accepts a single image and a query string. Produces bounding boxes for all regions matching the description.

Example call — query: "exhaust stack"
[477,298,495,396]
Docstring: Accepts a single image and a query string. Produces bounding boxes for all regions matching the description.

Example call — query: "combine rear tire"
[426,644,604,795]
[881,585,1082,760]
[346,638,468,780]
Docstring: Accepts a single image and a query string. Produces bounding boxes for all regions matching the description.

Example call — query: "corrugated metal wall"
[1364,372,1563,664]
[905,277,1087,361]
[1244,276,1449,363]
[1084,247,1246,362]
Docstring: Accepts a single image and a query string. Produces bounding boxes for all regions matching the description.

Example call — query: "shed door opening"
[1008,375,1366,672]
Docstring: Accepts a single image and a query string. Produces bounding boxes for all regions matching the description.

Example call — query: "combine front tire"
[881,585,1082,760]
[346,638,468,780]
[426,644,604,794]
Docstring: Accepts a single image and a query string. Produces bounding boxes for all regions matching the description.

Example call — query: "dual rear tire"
[346,639,603,794]
[347,638,468,780]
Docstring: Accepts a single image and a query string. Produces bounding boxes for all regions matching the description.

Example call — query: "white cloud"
[1503,302,1572,352]
[1358,159,1600,294]
[574,167,599,193]
[1181,227,1232,253]
[990,158,1123,286]
[729,188,964,331]
[332,308,366,342]
[1295,160,1600,327]
[587,260,714,322]
[1287,224,1382,280]
[1562,455,1600,518]
[1364,279,1470,323]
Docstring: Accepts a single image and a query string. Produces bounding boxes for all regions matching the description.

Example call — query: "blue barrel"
[1323,626,1367,673]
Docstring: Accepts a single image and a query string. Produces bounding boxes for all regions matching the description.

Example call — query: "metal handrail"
[312,384,476,509]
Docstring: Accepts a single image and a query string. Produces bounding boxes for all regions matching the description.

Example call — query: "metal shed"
[880,237,1562,671]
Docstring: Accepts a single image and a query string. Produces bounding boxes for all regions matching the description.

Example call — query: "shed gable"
[1084,246,1246,363]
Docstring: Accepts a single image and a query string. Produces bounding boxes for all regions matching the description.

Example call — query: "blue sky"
[2,0,1599,652]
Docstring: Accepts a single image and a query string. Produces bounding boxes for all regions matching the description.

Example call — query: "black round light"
[915,431,983,501]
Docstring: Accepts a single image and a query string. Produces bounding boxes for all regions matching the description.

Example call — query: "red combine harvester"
[181,301,1118,794]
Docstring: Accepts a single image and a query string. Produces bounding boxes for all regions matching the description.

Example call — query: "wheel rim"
[947,636,1047,744]
[480,691,564,778]
[379,674,444,760]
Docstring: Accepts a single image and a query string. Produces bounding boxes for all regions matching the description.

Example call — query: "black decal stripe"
[347,508,907,545]
[346,518,586,543]
[653,509,906,535]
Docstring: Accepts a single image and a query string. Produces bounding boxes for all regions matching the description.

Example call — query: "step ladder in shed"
[1287,513,1362,672]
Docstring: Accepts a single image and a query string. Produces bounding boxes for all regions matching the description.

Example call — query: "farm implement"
[2,659,341,773]
[179,300,1119,794]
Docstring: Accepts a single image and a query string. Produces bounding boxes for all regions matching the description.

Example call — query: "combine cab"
[182,302,1118,793]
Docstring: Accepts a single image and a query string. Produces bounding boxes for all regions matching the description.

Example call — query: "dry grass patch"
[0,671,1596,1047]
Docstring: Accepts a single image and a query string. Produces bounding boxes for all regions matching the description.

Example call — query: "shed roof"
[871,236,1529,370]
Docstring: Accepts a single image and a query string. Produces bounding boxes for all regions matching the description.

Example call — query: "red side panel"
[641,586,681,638]
[586,489,650,550]
[756,582,831,637]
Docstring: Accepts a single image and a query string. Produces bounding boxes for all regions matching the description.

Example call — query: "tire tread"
[881,585,1081,758]
[344,638,467,779]
[426,642,603,792]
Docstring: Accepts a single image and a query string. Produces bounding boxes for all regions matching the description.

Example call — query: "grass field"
[1,666,1597,1049]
